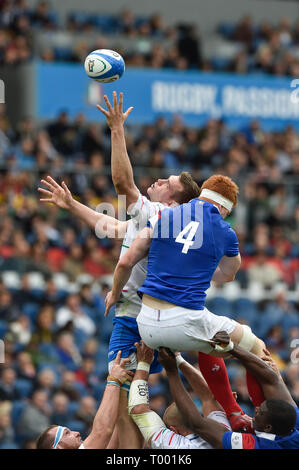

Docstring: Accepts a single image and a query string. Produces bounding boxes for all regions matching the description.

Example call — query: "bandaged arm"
[128,362,166,446]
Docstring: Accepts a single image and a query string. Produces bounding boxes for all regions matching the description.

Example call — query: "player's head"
[163,402,192,436]
[36,425,83,449]
[253,399,297,436]
[147,172,200,206]
[199,175,239,218]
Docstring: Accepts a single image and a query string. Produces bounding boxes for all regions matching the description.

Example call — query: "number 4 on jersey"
[175,221,200,254]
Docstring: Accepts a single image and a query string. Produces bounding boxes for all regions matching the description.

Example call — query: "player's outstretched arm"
[158,348,227,449]
[97,91,138,210]
[212,254,241,283]
[83,351,134,449]
[105,227,153,316]
[212,331,297,407]
[175,353,223,417]
[38,176,128,238]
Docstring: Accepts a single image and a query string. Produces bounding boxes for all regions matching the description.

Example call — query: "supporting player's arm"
[212,331,297,407]
[128,341,166,446]
[38,176,128,238]
[83,351,133,449]
[158,348,228,449]
[175,354,222,417]
[212,254,241,283]
[97,92,138,210]
[105,226,153,316]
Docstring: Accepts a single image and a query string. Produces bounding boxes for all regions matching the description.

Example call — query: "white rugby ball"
[84,49,125,83]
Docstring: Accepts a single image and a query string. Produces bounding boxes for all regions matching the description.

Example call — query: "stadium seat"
[0,443,19,449]
[217,23,236,39]
[23,302,40,322]
[15,379,33,399]
[27,272,46,290]
[67,401,80,417]
[1,271,21,289]
[11,400,26,429]
[210,297,234,318]
[92,382,106,400]
[54,47,72,61]
[234,298,258,324]
[92,15,118,33]
[0,320,7,339]
[67,420,86,435]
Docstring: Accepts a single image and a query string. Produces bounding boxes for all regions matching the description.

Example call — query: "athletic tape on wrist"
[128,379,149,413]
[137,361,150,372]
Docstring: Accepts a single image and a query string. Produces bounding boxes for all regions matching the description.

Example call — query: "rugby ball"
[84,49,125,83]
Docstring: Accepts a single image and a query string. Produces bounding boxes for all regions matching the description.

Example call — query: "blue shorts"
[108,316,163,374]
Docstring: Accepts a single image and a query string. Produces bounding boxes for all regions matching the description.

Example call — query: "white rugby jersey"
[115,192,165,318]
[151,411,231,450]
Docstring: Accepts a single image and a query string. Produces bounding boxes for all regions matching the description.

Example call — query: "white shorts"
[137,303,236,353]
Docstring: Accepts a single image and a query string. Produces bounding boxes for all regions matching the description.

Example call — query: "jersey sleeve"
[127,192,163,227]
[151,428,194,450]
[222,431,258,449]
[147,211,161,230]
[224,227,239,257]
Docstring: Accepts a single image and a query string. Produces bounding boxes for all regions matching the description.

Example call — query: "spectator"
[56,294,96,336]
[0,368,21,402]
[17,389,51,438]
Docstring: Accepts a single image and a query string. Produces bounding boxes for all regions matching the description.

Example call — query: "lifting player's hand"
[104,290,119,317]
[96,91,133,130]
[110,350,134,384]
[157,347,177,372]
[38,176,74,210]
[210,330,230,347]
[134,340,154,366]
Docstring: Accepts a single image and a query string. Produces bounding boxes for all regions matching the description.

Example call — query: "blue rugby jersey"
[222,407,299,449]
[139,199,239,310]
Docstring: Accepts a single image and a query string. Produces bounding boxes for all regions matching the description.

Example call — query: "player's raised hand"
[38,176,74,210]
[104,290,119,317]
[157,347,177,372]
[96,91,133,130]
[134,341,154,365]
[111,350,134,384]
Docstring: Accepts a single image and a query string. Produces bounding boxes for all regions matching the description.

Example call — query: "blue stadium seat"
[234,298,258,325]
[92,382,106,401]
[210,57,230,71]
[11,400,26,428]
[23,302,39,322]
[67,401,79,417]
[67,420,86,434]
[0,443,19,449]
[74,328,89,350]
[210,297,234,318]
[218,23,236,39]
[0,320,7,339]
[15,379,33,399]
[54,47,72,61]
[92,15,118,33]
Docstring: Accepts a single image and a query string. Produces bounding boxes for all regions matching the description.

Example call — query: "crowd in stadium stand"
[0,98,298,447]
[0,1,299,76]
